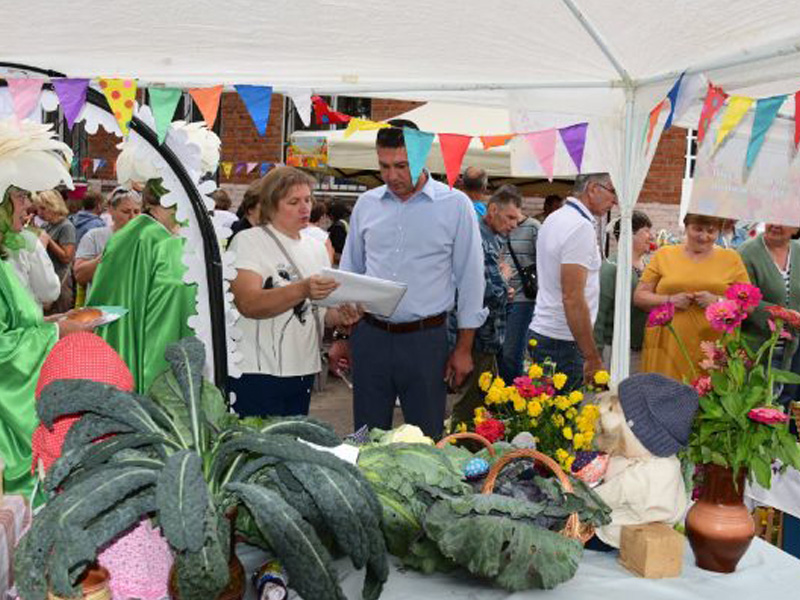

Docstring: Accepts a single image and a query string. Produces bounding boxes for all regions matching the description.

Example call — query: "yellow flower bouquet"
[466,365,606,471]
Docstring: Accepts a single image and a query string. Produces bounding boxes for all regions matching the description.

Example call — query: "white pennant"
[286,88,313,127]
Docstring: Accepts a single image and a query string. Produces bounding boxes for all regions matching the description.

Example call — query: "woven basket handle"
[480,448,586,541]
[436,432,497,456]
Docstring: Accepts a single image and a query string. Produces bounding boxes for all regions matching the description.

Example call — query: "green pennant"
[149,87,183,144]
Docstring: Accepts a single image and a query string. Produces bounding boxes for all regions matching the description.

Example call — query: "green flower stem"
[667,323,698,379]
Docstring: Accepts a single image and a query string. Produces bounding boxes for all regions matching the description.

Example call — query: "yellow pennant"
[98,78,137,135]
[221,162,234,178]
[343,117,391,139]
[715,96,754,149]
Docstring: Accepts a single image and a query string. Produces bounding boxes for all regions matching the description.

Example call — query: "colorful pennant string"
[149,87,182,144]
[715,96,754,150]
[402,128,435,186]
[524,129,557,182]
[745,95,786,169]
[98,78,137,135]
[6,78,45,121]
[559,122,588,173]
[697,84,728,146]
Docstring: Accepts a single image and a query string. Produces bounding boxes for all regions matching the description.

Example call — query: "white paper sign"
[314,268,407,318]
[689,112,800,226]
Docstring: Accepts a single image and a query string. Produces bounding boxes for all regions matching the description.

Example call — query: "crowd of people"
[4,114,800,504]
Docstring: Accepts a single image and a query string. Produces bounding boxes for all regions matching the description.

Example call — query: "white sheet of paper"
[314,268,407,318]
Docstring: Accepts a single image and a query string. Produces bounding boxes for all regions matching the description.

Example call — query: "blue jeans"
[229,373,315,417]
[498,301,535,382]
[528,330,584,393]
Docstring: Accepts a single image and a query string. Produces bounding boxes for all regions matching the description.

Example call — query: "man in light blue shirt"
[336,119,486,437]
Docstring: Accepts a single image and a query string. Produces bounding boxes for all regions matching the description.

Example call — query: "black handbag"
[507,239,537,300]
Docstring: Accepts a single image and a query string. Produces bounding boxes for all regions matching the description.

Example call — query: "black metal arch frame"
[0,63,229,394]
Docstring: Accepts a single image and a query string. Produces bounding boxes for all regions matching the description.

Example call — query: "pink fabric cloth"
[98,520,173,600]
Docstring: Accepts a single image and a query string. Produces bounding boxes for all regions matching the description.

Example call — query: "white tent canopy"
[6,0,800,381]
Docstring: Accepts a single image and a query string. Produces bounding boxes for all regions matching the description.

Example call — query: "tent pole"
[610,87,636,384]
[560,0,632,85]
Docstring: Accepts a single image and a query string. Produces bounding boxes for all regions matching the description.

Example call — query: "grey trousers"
[350,319,449,438]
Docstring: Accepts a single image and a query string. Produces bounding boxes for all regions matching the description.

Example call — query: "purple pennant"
[52,78,89,130]
[559,122,589,174]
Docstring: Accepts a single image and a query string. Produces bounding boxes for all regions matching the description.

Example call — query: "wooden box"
[618,523,684,578]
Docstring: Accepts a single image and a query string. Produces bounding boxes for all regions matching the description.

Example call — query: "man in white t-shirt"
[529,173,617,389]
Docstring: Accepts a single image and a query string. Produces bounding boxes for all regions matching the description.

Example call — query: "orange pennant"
[646,100,666,149]
[189,85,223,129]
[479,134,514,150]
[438,133,472,188]
[98,78,137,135]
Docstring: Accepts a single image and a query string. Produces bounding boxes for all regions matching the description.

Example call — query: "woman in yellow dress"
[634,214,750,382]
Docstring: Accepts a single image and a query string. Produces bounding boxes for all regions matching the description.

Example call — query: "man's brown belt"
[363,312,446,334]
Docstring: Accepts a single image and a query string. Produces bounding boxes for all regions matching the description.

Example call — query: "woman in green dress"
[0,118,93,495]
[87,180,196,394]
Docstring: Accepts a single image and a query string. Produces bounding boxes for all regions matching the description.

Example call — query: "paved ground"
[308,372,457,437]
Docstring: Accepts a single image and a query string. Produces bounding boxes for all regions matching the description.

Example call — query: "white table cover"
[239,537,800,599]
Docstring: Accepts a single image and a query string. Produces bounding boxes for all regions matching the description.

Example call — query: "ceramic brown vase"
[685,464,755,573]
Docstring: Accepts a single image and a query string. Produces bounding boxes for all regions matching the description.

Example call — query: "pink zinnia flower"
[765,305,800,330]
[725,283,762,311]
[692,375,713,396]
[706,300,746,334]
[647,302,675,327]
[748,407,790,425]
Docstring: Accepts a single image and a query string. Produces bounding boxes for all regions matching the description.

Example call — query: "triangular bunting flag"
[312,96,351,125]
[746,95,786,170]
[234,85,273,136]
[235,162,246,174]
[93,158,104,172]
[6,78,45,121]
[646,100,666,149]
[479,134,514,150]
[286,89,313,127]
[438,133,472,188]
[524,129,557,182]
[246,162,259,174]
[715,96,754,149]
[52,78,89,130]
[696,83,728,146]
[221,162,234,178]
[189,85,223,129]
[98,78,137,135]
[664,72,685,130]
[673,73,707,125]
[402,128,435,186]
[558,122,588,173]
[343,117,391,139]
[260,162,272,176]
[795,92,800,150]
[149,87,182,144]
[81,158,92,173]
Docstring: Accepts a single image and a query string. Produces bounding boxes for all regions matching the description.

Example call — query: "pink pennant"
[524,129,557,181]
[6,78,45,121]
[438,133,472,188]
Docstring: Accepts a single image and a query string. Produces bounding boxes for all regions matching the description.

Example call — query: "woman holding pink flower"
[633,214,749,381]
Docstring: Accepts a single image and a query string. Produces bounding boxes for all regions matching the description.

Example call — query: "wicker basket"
[480,448,594,544]
[436,432,497,456]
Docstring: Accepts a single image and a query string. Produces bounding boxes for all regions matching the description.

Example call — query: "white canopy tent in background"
[5,0,800,381]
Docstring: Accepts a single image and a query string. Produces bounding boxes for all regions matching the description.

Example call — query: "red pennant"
[80,158,93,173]
[795,91,800,149]
[311,96,351,125]
[697,83,728,146]
[438,133,472,188]
[646,100,666,149]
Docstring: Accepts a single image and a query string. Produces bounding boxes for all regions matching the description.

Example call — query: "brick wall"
[638,127,687,205]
